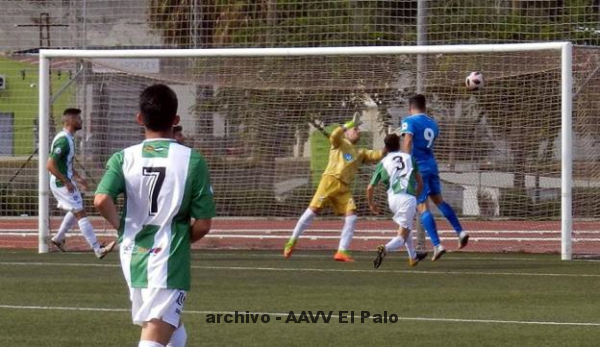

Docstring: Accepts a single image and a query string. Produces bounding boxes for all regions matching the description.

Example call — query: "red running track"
[0,218,598,254]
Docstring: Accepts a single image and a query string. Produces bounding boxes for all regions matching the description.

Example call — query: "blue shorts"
[417,172,442,204]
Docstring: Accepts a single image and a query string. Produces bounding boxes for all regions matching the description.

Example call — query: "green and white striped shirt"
[49,129,75,187]
[96,139,216,291]
[370,152,419,197]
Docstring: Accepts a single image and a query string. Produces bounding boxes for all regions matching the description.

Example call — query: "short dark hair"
[62,108,81,123]
[63,108,81,116]
[139,84,178,131]
[409,94,426,112]
[384,133,400,152]
[173,125,183,133]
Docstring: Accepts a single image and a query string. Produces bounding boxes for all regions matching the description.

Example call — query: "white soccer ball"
[465,71,484,91]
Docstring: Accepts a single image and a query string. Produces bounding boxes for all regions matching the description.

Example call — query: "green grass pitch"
[0,249,599,346]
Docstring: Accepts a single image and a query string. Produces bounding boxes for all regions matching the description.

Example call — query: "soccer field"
[0,250,599,347]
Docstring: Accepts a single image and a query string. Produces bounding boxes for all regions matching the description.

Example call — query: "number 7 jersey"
[400,114,440,175]
[96,139,216,291]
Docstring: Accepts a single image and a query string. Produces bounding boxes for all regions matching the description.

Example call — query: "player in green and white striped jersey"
[94,85,216,347]
[367,134,427,269]
[47,108,115,258]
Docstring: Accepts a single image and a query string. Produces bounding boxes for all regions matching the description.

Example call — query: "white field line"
[0,261,599,278]
[2,232,600,242]
[0,304,598,327]
[3,229,600,234]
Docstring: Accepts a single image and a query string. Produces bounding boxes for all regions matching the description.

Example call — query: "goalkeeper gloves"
[343,112,361,130]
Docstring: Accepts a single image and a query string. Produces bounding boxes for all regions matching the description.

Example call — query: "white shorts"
[388,193,417,230]
[50,177,84,213]
[130,287,187,328]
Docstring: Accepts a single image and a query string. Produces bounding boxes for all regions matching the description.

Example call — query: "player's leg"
[333,188,357,262]
[284,205,319,258]
[73,209,116,259]
[417,174,446,260]
[51,211,77,252]
[430,191,469,249]
[284,179,333,258]
[377,194,427,268]
[134,288,186,347]
[49,184,76,251]
[166,324,187,347]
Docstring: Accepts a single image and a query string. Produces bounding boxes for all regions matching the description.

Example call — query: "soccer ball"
[465,71,484,91]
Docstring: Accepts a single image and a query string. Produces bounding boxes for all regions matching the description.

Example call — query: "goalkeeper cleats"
[334,250,354,262]
[51,237,66,252]
[458,231,470,249]
[95,240,117,260]
[283,239,297,259]
[409,252,428,267]
[431,245,447,262]
[373,245,386,269]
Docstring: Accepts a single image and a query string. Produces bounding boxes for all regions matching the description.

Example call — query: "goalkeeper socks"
[166,324,187,347]
[291,208,316,239]
[78,217,100,251]
[139,341,164,347]
[420,211,441,247]
[438,201,463,234]
[404,231,417,259]
[385,236,405,252]
[54,212,77,242]
[337,214,357,251]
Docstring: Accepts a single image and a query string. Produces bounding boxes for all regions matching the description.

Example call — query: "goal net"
[20,44,600,258]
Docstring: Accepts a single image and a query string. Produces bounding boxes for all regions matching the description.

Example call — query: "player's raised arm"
[329,126,345,148]
[361,148,384,164]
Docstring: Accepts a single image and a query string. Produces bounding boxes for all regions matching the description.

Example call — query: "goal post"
[38,42,574,259]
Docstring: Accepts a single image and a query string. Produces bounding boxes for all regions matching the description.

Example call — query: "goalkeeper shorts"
[309,175,356,215]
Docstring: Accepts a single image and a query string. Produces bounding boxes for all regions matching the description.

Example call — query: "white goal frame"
[37,43,574,259]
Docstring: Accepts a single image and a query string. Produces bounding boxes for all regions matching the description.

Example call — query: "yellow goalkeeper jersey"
[322,126,383,185]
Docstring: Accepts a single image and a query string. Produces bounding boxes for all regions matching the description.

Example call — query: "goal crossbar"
[37,42,573,259]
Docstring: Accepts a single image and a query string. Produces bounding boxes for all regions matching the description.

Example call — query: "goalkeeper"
[283,114,385,262]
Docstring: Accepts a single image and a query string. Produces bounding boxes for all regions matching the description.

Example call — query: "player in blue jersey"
[400,94,469,261]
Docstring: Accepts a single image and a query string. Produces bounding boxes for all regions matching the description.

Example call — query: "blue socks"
[420,211,440,246]
[438,202,463,235]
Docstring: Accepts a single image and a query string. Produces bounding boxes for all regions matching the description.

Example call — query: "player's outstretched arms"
[94,194,120,230]
[191,219,212,243]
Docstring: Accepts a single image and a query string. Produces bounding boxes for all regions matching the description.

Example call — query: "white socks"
[385,236,405,252]
[337,214,357,251]
[404,231,416,259]
[53,212,77,242]
[139,341,164,347]
[385,232,417,259]
[78,217,100,251]
[291,209,317,240]
[166,324,187,347]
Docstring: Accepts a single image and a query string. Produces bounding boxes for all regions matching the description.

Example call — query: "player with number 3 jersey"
[368,134,428,269]
[400,94,469,261]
